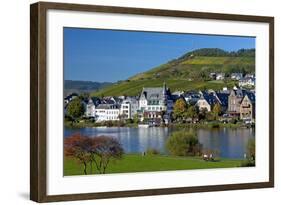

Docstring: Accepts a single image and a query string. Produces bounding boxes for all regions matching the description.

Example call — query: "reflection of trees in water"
[198,128,255,158]
[64,127,255,158]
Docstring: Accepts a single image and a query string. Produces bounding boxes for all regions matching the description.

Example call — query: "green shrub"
[241,160,255,167]
[166,130,201,156]
[146,148,160,155]
[229,118,238,124]
[211,123,220,128]
[125,119,133,124]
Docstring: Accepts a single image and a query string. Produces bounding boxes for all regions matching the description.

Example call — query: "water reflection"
[64,127,254,159]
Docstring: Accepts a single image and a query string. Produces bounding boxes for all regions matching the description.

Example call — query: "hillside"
[92,48,255,97]
[64,80,112,96]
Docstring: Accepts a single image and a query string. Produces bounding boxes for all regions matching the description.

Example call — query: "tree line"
[180,48,255,59]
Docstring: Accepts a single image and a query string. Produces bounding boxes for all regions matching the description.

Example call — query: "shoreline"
[65,121,254,129]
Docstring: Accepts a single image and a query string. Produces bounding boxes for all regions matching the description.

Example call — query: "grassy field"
[64,154,245,176]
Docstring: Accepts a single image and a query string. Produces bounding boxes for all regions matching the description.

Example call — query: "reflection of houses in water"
[65,127,254,158]
[137,127,169,153]
[116,127,136,153]
[198,128,254,158]
[198,129,221,153]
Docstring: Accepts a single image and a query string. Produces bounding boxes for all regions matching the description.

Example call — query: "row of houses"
[209,72,255,87]
[193,89,255,121]
[64,82,255,124]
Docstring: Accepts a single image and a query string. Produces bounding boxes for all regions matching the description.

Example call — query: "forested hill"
[178,48,255,58]
[64,80,112,96]
[91,48,255,97]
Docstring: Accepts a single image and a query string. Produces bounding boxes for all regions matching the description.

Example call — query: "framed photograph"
[30,1,274,202]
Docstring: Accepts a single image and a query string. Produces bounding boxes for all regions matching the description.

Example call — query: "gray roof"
[202,91,220,106]
[216,92,230,107]
[242,90,255,103]
[140,87,165,101]
[96,104,120,109]
[230,89,255,103]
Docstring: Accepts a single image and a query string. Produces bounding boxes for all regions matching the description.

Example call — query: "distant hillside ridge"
[91,48,255,97]
[129,48,255,81]
[64,80,112,96]
[178,48,255,58]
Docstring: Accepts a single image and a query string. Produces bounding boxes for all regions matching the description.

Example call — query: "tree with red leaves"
[90,136,124,174]
[64,133,92,175]
[64,134,124,175]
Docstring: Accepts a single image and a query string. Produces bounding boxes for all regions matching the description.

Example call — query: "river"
[64,127,255,159]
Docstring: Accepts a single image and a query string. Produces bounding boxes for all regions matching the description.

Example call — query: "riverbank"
[64,154,245,176]
[65,120,252,129]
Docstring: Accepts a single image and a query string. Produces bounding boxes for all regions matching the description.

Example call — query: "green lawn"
[64,154,244,176]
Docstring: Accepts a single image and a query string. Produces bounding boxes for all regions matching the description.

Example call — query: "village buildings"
[138,83,172,123]
[65,79,256,124]
[240,93,255,121]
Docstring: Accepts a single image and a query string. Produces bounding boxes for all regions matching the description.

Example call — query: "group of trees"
[172,98,222,123]
[180,48,255,59]
[64,134,124,174]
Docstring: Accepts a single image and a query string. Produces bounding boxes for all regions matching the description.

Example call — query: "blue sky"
[64,28,255,82]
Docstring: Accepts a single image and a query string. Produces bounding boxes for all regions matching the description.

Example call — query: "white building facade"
[95,104,120,122]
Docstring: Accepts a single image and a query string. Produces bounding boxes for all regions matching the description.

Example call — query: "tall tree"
[172,98,187,122]
[212,103,222,120]
[66,98,85,119]
[184,105,198,122]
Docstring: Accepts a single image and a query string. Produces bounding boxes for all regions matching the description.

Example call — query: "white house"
[195,91,220,112]
[85,99,96,117]
[139,85,167,113]
[139,83,169,122]
[196,98,211,112]
[120,101,131,119]
[239,77,255,87]
[120,97,139,119]
[216,73,225,80]
[95,104,120,122]
[231,73,243,80]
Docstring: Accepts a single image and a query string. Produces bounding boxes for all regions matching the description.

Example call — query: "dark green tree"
[66,98,85,119]
[184,105,198,122]
[198,107,208,121]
